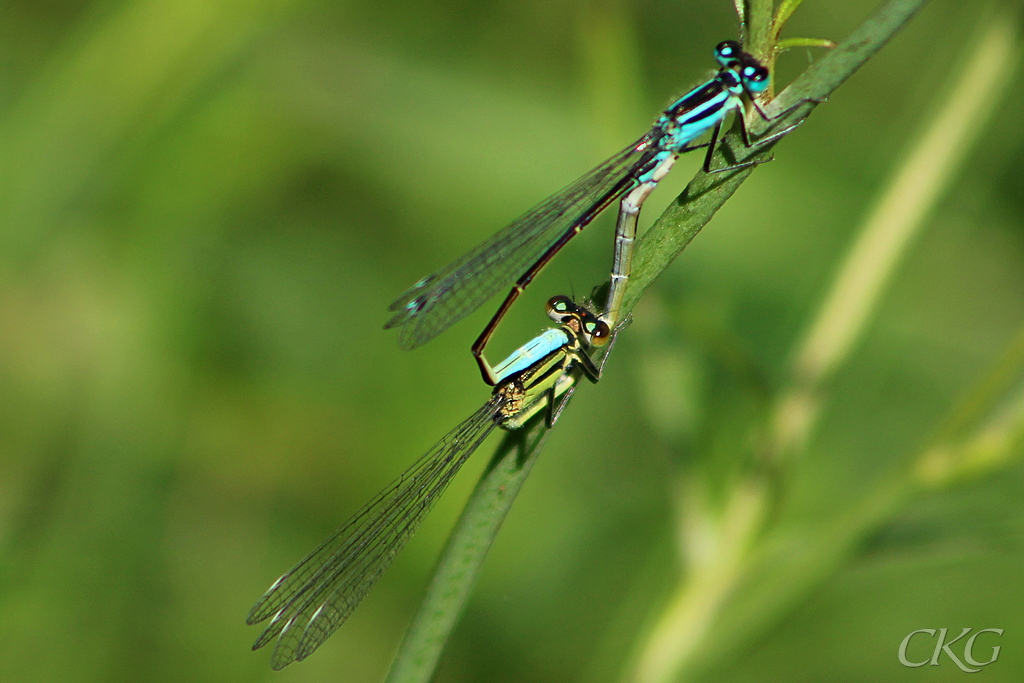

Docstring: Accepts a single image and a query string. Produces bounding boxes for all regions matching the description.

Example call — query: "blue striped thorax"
[491,327,570,383]
[652,41,771,158]
[492,295,610,384]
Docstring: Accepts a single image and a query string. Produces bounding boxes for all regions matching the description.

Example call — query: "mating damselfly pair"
[248,39,813,669]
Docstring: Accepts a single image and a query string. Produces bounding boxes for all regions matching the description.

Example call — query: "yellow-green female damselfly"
[248,297,612,669]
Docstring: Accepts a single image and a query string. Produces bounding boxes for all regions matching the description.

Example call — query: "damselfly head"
[714,41,769,95]
[714,40,742,67]
[739,58,770,94]
[581,317,611,347]
[545,296,608,346]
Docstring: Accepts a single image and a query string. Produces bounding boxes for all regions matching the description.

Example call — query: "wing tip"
[388,275,437,311]
[384,311,439,351]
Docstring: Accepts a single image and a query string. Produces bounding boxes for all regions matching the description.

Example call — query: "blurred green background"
[2,0,1024,681]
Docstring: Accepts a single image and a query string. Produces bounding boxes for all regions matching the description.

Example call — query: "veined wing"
[386,134,657,349]
[247,399,503,669]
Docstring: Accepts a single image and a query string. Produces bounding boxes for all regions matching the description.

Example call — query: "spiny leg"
[546,382,575,427]
[705,96,822,174]
[703,113,774,174]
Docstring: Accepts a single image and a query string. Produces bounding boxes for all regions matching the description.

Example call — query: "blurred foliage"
[1,1,1024,682]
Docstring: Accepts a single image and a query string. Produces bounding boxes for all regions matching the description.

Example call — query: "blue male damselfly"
[386,41,813,383]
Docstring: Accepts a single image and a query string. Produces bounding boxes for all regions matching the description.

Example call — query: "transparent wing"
[247,399,504,669]
[386,135,657,349]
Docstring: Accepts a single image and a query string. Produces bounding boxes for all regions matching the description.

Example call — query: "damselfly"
[248,297,611,669]
[387,40,811,383]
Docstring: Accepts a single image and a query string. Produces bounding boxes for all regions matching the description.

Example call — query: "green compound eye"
[584,320,611,346]
[547,295,573,314]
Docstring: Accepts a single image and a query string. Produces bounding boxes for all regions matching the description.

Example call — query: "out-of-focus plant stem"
[771,4,1019,462]
[627,7,1019,683]
[916,325,1024,488]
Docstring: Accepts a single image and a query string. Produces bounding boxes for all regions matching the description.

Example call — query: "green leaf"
[776,37,838,51]
[774,0,808,34]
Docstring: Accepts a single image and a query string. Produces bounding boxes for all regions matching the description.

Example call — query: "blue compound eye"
[714,40,742,67]
[742,64,770,93]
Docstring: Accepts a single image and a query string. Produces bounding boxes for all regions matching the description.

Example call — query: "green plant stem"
[931,324,1024,447]
[631,480,768,683]
[666,323,1024,683]
[387,1,930,680]
[744,0,777,60]
[917,379,1024,488]
[772,3,1018,460]
[385,419,551,683]
[916,323,1024,487]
